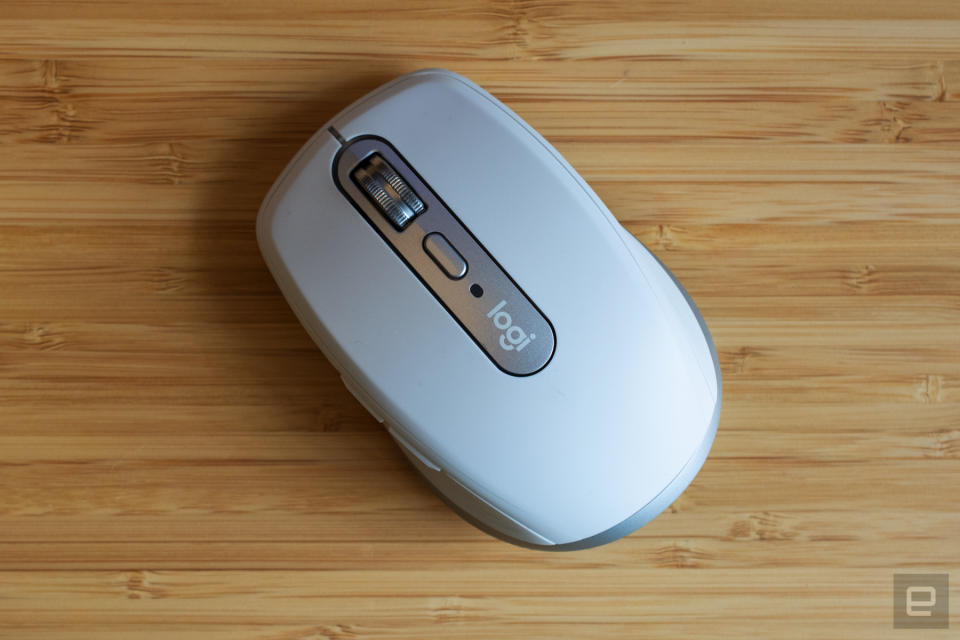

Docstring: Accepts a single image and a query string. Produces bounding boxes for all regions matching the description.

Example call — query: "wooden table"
[2,2,958,638]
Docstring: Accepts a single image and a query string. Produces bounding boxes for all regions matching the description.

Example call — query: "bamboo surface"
[1,1,959,638]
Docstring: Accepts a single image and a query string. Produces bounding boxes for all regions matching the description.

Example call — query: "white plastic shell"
[257,69,720,549]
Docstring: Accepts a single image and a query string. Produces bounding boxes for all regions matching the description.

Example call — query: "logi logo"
[487,300,536,352]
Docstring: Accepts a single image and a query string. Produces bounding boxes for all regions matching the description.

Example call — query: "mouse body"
[257,69,721,550]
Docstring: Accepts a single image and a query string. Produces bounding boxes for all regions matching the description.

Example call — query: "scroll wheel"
[351,154,425,230]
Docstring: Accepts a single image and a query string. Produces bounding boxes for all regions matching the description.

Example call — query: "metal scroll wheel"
[351,154,425,230]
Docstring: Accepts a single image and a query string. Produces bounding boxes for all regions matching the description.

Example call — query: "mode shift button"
[423,232,467,280]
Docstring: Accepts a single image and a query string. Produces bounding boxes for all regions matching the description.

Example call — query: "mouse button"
[340,373,386,424]
[422,232,467,279]
[388,426,441,472]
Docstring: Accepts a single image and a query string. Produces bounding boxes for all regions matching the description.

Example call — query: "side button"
[388,427,442,472]
[340,374,385,423]
[447,473,554,545]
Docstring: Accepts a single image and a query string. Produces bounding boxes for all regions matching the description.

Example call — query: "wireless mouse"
[257,69,721,550]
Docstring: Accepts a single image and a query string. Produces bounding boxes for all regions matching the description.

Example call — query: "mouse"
[257,69,721,550]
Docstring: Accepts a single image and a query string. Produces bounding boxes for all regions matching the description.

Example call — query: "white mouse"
[257,69,721,550]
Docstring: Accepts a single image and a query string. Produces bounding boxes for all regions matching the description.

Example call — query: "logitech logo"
[487,300,536,352]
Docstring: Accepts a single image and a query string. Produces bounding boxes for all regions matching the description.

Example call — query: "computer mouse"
[257,69,721,550]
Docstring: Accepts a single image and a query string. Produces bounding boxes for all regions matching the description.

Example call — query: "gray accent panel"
[332,136,556,377]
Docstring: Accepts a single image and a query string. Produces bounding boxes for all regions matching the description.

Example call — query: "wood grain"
[1,1,958,638]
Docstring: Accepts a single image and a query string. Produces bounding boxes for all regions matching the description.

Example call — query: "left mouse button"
[340,374,385,423]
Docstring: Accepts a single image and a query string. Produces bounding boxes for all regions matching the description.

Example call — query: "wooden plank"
[0,16,959,62]
[0,569,936,639]
[0,1,958,637]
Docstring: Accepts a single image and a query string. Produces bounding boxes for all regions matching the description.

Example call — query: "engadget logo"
[487,300,536,352]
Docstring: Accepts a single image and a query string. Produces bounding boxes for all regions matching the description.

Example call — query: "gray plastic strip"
[332,136,556,376]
